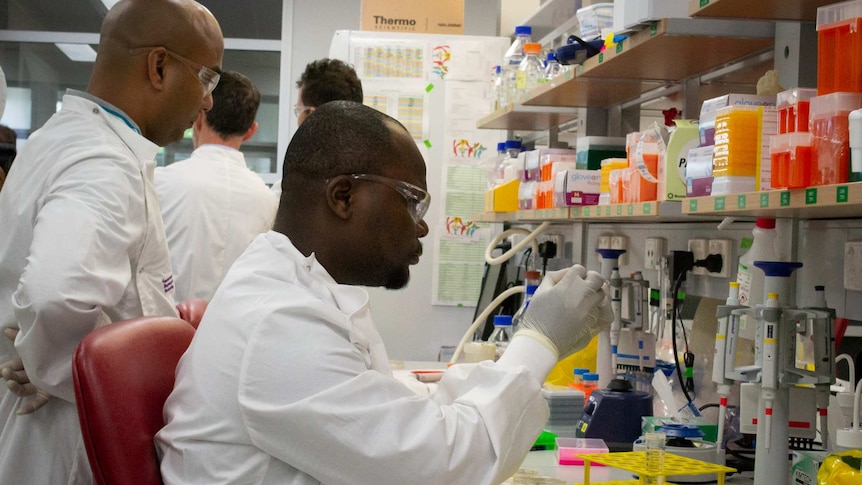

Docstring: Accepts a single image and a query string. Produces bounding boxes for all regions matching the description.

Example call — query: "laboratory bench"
[394,362,755,484]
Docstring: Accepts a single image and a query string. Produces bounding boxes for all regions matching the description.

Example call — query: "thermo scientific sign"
[361,0,464,34]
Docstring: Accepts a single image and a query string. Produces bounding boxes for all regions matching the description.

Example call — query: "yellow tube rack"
[573,451,736,485]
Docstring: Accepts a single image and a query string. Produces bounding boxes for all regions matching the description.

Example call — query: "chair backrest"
[176,298,208,329]
[73,316,195,485]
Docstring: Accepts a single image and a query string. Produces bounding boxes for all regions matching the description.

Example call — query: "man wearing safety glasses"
[157,101,612,484]
[0,0,223,482]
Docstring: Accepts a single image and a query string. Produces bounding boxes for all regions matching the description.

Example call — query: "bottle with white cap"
[736,218,780,308]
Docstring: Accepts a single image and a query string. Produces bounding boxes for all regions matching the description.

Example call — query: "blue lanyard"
[100,104,141,135]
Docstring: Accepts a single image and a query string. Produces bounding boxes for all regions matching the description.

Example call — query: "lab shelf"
[682,183,862,219]
[523,70,664,109]
[479,17,775,124]
[577,18,775,82]
[474,201,727,224]
[476,103,578,131]
[690,0,837,22]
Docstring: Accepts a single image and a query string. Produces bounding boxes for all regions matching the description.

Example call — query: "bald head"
[88,0,224,146]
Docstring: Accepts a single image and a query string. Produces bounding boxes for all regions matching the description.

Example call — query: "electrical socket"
[596,234,613,263]
[611,235,628,266]
[688,238,709,275]
[597,235,612,249]
[644,237,666,270]
[708,238,733,278]
[543,234,564,254]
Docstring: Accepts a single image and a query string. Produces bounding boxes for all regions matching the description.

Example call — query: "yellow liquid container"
[598,157,627,205]
[712,106,762,178]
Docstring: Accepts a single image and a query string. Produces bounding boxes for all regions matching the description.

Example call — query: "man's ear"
[148,49,168,90]
[241,121,259,142]
[324,175,354,221]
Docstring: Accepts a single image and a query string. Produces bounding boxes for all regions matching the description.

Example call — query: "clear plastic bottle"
[736,218,779,307]
[516,43,545,102]
[489,65,504,112]
[511,284,538,335]
[479,141,508,189]
[544,51,563,81]
[487,315,512,361]
[503,25,532,105]
[498,140,523,183]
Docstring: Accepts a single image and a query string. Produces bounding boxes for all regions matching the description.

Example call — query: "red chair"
[176,298,208,329]
[73,316,195,485]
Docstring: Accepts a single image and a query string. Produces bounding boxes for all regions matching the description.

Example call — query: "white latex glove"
[516,264,613,359]
[0,327,52,415]
[535,267,568,295]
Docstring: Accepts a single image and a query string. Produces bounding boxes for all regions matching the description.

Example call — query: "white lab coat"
[156,231,555,485]
[0,92,177,484]
[154,144,277,302]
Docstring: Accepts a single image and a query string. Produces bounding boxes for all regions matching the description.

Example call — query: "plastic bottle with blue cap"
[511,282,538,336]
[544,51,563,81]
[502,25,531,104]
[582,372,599,402]
[487,315,512,361]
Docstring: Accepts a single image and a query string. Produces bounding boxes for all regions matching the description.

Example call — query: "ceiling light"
[55,43,97,62]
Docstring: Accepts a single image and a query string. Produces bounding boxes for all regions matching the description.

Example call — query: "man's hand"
[1,327,52,414]
[516,265,613,359]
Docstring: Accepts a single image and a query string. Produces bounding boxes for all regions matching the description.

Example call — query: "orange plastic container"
[627,162,658,202]
[770,136,789,189]
[770,132,813,189]
[817,0,862,95]
[609,168,626,204]
[777,88,817,134]
[809,92,862,185]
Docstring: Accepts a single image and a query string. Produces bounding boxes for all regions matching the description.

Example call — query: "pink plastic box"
[555,437,609,466]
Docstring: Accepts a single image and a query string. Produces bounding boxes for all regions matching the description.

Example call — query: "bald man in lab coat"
[0,1,223,482]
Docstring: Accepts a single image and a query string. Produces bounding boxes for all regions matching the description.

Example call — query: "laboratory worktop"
[393,362,755,484]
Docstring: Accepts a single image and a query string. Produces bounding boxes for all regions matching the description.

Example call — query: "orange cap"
[524,43,542,54]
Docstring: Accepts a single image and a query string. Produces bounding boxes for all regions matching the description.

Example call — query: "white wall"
[500,0,540,38]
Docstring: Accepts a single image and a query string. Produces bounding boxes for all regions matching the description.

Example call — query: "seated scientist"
[155,100,612,485]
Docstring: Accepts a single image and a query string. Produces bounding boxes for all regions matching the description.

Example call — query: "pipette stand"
[719,261,833,485]
[596,248,626,389]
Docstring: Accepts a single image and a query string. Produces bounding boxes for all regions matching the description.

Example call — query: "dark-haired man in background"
[155,70,277,303]
[272,58,363,198]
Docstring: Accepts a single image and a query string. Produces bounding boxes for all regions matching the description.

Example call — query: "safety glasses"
[129,47,221,95]
[343,173,430,224]
[293,104,314,117]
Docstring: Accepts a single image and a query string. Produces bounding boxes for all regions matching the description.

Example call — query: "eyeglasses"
[341,173,430,224]
[293,104,313,117]
[129,47,221,95]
